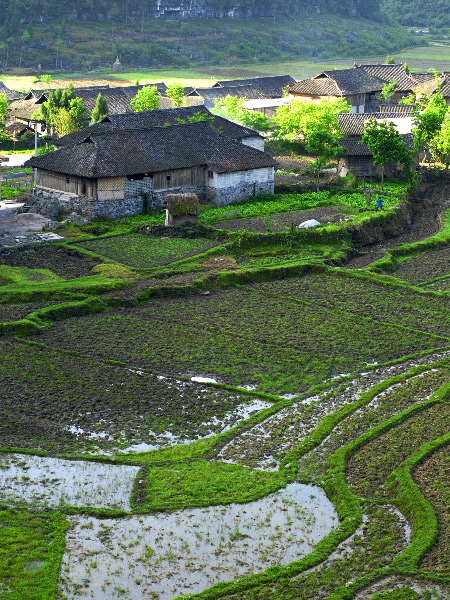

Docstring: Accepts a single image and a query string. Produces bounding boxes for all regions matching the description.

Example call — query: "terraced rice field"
[1,184,450,600]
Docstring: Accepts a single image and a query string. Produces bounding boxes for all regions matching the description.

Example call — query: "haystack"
[164,193,200,226]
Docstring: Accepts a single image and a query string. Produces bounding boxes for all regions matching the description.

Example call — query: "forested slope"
[0,0,418,71]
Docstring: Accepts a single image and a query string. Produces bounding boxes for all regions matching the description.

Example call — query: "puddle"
[60,483,337,600]
[119,398,271,454]
[0,454,139,510]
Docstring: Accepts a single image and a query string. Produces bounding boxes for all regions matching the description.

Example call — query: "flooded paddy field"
[0,453,139,510]
[60,483,336,600]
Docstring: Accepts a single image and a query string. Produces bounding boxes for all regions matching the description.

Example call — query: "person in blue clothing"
[376,197,384,211]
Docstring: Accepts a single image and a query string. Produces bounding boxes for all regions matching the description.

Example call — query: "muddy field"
[2,185,450,600]
[0,244,100,278]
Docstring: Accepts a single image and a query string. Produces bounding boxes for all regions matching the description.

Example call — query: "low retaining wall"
[29,189,143,220]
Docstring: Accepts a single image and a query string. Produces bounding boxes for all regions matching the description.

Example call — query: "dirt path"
[344,185,450,269]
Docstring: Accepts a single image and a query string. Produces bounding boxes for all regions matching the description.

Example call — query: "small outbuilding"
[164,193,200,226]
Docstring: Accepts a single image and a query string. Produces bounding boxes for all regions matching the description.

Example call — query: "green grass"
[75,233,222,268]
[0,511,68,600]
[137,460,288,512]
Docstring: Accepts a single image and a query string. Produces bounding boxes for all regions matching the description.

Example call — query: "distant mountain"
[381,0,450,28]
[0,0,418,71]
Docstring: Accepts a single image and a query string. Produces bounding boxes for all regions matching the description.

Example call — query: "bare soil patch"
[0,245,100,279]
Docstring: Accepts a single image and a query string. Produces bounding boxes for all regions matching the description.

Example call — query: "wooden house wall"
[98,177,126,200]
[36,169,97,197]
[153,167,206,191]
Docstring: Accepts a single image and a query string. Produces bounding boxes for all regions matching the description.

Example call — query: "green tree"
[130,85,160,112]
[435,115,450,168]
[40,85,88,134]
[0,93,7,125]
[213,95,272,132]
[379,80,397,103]
[413,83,448,159]
[19,30,31,67]
[90,92,109,124]
[385,55,395,64]
[166,81,185,108]
[305,130,345,191]
[361,120,413,190]
[273,97,350,143]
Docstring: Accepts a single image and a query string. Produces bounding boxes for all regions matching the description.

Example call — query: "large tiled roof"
[340,132,414,156]
[357,63,417,92]
[187,84,265,100]
[55,106,261,148]
[8,97,45,121]
[214,75,296,98]
[378,104,414,114]
[288,67,384,97]
[75,87,133,117]
[0,82,26,102]
[26,122,274,177]
[4,122,31,138]
[337,112,412,135]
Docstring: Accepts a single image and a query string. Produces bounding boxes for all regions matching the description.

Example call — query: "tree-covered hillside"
[381,0,450,29]
[0,0,418,71]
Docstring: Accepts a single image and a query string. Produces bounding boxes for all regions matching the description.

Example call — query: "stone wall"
[207,167,274,206]
[29,188,143,220]
[152,185,207,208]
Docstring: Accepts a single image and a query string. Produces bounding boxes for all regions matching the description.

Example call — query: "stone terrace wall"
[29,189,143,220]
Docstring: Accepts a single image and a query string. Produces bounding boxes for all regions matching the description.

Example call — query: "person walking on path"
[376,197,384,211]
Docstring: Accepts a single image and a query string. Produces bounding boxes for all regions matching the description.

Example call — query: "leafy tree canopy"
[130,85,160,112]
[166,81,185,108]
[90,92,109,124]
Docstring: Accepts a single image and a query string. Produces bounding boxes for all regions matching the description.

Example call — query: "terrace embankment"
[344,183,449,268]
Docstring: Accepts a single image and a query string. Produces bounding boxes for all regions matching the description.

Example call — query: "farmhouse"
[286,67,384,113]
[356,63,418,105]
[54,106,265,151]
[26,121,275,220]
[338,133,417,177]
[337,112,413,137]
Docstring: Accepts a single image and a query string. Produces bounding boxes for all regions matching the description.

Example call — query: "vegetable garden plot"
[0,301,54,322]
[393,245,450,284]
[27,289,445,394]
[250,271,450,338]
[0,244,100,279]
[76,233,222,268]
[0,340,269,454]
[59,483,336,600]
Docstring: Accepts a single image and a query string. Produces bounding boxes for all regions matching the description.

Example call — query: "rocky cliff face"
[149,0,275,19]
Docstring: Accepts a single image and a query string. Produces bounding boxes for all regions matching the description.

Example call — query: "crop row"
[26,286,445,394]
[250,268,450,338]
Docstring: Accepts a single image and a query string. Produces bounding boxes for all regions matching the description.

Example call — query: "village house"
[25,121,275,220]
[356,63,418,105]
[286,67,384,113]
[337,133,418,177]
[337,111,414,137]
[54,106,266,151]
